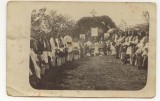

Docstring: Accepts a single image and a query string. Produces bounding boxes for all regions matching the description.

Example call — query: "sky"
[33,2,150,26]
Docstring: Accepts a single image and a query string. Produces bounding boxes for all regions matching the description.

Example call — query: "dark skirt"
[121,45,127,52]
[64,48,68,56]
[74,50,79,55]
[57,51,65,57]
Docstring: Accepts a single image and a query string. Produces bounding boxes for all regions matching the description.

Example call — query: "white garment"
[64,35,73,52]
[50,37,57,50]
[29,68,33,76]
[142,42,149,56]
[86,41,92,48]
[41,51,48,63]
[60,37,66,47]
[49,37,56,61]
[73,42,80,49]
[110,45,116,55]
[118,36,125,45]
[104,32,110,38]
[114,34,119,44]
[30,49,41,79]
[64,35,72,43]
[126,36,133,55]
[94,42,99,54]
[135,42,144,54]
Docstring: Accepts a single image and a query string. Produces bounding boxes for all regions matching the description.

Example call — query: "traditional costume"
[56,37,63,66]
[118,36,126,59]
[125,35,135,64]
[30,49,41,79]
[64,35,73,62]
[49,36,57,67]
[85,40,92,56]
[73,41,81,59]
[94,42,100,56]
[110,42,116,56]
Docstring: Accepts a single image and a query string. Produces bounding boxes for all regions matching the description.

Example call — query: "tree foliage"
[31,8,75,38]
[72,15,116,38]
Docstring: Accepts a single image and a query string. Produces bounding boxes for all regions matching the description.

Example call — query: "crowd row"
[29,29,149,86]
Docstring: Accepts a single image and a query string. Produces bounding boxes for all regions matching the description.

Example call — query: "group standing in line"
[29,28,149,88]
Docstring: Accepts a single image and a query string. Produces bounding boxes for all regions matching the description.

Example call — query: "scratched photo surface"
[7,1,156,97]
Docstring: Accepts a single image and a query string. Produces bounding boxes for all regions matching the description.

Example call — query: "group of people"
[84,29,149,70]
[29,28,149,88]
[29,32,83,85]
[110,29,149,69]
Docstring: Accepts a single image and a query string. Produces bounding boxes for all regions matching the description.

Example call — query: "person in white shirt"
[85,38,92,56]
[64,33,73,62]
[135,31,148,69]
[126,30,139,65]
[55,35,65,66]
[110,42,116,56]
[94,41,100,56]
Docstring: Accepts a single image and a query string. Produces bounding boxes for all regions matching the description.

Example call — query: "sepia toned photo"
[7,1,156,97]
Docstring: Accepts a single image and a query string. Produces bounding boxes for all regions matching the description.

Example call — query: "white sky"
[33,2,150,26]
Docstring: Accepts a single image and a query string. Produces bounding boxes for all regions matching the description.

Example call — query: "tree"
[31,8,75,38]
[142,11,149,32]
[143,11,149,24]
[72,15,116,39]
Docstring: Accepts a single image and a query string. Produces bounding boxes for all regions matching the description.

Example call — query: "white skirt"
[34,65,41,79]
[67,45,73,52]
[41,51,48,63]
[126,46,133,55]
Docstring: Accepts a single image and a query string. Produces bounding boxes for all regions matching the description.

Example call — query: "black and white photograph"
[7,1,156,97]
[29,2,149,90]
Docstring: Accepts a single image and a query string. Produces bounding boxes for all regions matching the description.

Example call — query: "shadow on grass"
[30,61,81,90]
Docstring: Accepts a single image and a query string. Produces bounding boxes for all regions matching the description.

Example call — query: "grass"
[32,55,147,90]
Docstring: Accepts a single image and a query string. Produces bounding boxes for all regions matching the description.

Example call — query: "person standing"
[64,33,73,62]
[42,34,51,70]
[73,38,81,59]
[49,35,57,67]
[130,30,139,65]
[55,35,64,67]
[117,32,125,60]
[125,30,139,65]
[30,39,41,79]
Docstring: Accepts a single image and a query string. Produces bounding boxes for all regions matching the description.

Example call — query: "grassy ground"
[34,55,147,90]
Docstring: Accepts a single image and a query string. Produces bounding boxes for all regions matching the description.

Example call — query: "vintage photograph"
[29,2,149,90]
[7,1,156,97]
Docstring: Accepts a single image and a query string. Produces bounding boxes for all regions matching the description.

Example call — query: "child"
[86,50,91,56]
[105,40,111,55]
[99,49,105,56]
[110,42,116,57]
[121,44,128,64]
[94,42,100,56]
